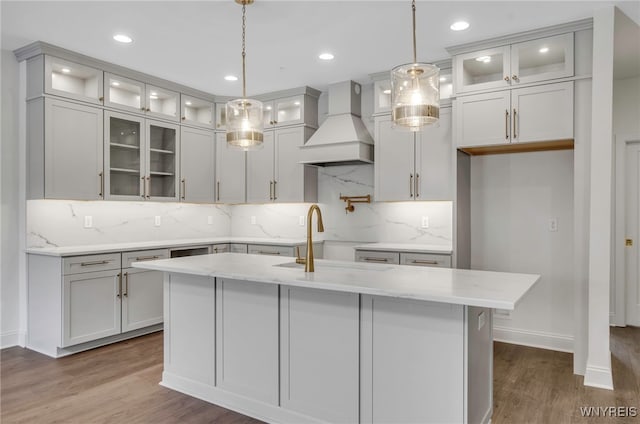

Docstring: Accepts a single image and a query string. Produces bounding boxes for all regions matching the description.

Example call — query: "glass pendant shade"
[391,62,440,131]
[226,98,264,150]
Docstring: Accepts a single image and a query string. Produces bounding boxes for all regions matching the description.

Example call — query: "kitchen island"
[134,253,539,424]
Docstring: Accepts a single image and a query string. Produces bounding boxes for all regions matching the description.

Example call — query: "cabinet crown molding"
[446,18,593,56]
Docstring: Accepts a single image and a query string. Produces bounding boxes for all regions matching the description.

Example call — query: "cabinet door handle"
[269,181,273,200]
[146,108,151,112]
[411,259,439,265]
[513,108,517,139]
[512,75,519,82]
[135,255,160,261]
[181,178,186,200]
[80,260,111,267]
[217,181,220,201]
[123,272,128,297]
[505,110,510,140]
[257,251,281,255]
[181,116,186,120]
[409,174,413,198]
[415,174,420,198]
[141,176,146,198]
[146,176,151,199]
[273,181,277,200]
[363,257,388,262]
[99,96,104,102]
[117,272,122,298]
[504,76,510,82]
[99,172,104,198]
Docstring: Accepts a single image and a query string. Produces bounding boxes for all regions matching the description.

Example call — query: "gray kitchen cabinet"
[180,126,215,203]
[262,94,318,129]
[105,111,180,201]
[180,95,214,129]
[38,55,104,105]
[374,108,452,201]
[455,81,573,149]
[230,243,248,253]
[247,126,317,203]
[104,72,179,122]
[211,243,230,253]
[355,249,451,268]
[31,98,105,200]
[215,132,246,203]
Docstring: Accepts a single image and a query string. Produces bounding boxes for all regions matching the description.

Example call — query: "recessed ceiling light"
[539,47,549,53]
[475,56,491,63]
[318,53,334,61]
[112,81,120,86]
[61,68,71,73]
[450,21,470,31]
[383,89,391,95]
[224,75,238,81]
[113,34,133,43]
[185,101,192,106]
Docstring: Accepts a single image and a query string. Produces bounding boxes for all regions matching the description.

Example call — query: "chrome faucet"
[303,204,324,272]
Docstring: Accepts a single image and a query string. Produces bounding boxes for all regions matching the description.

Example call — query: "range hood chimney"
[300,80,374,166]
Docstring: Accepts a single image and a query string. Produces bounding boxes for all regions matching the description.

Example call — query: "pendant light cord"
[412,0,417,63]
[241,2,247,98]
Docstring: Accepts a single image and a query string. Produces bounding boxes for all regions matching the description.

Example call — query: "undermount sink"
[274,261,392,271]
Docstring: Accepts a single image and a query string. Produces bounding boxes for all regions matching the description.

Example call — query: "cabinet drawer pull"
[513,108,517,139]
[505,109,509,140]
[80,260,111,267]
[257,251,281,255]
[409,174,413,198]
[363,257,388,262]
[415,173,420,198]
[411,259,439,265]
[135,255,160,261]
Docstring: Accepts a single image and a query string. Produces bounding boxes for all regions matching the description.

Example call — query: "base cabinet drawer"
[248,244,294,257]
[355,250,400,264]
[211,243,231,254]
[122,249,169,268]
[63,253,121,275]
[400,253,451,268]
[230,243,248,253]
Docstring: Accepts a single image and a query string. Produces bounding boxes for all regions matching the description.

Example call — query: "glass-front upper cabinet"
[104,111,144,199]
[510,33,574,85]
[263,96,304,128]
[455,46,510,94]
[215,102,228,130]
[374,80,392,114]
[180,95,214,128]
[104,74,179,122]
[147,120,179,200]
[44,56,103,105]
[439,68,453,103]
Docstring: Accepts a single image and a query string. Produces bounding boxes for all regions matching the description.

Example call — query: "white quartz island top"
[353,242,453,254]
[24,237,314,257]
[133,252,539,310]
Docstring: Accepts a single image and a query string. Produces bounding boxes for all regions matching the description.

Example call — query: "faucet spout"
[305,204,324,272]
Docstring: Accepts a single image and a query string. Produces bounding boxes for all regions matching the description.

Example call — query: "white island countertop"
[133,252,539,310]
[25,237,316,257]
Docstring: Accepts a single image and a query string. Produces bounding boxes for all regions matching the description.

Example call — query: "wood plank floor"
[1,327,638,423]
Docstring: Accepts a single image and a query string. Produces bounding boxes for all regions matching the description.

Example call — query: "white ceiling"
[2,1,639,96]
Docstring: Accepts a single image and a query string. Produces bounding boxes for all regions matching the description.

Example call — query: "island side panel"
[466,306,493,424]
[360,295,465,424]
[163,273,215,386]
[280,286,359,423]
[216,278,279,405]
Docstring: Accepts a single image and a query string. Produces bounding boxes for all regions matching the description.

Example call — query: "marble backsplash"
[27,165,452,248]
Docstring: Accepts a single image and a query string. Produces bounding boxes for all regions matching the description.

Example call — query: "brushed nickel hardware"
[504,76,510,82]
[339,194,371,213]
[273,181,277,200]
[99,172,104,197]
[181,178,186,200]
[274,120,278,124]
[305,204,324,272]
[135,255,160,261]
[123,272,128,297]
[141,107,146,111]
[410,174,414,197]
[411,259,438,265]
[626,238,633,247]
[80,260,111,267]
[117,272,122,298]
[363,257,388,262]
[295,246,306,265]
[512,75,519,82]
[146,108,151,112]
[513,108,517,138]
[269,181,273,200]
[181,117,186,120]
[415,173,420,198]
[505,110,509,139]
[99,96,104,102]
[257,250,281,255]
[217,181,220,201]
[141,176,146,198]
[146,176,151,199]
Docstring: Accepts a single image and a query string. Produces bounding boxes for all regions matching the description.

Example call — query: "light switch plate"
[83,216,92,229]
[251,216,257,225]
[421,216,429,228]
[154,216,161,226]
[299,216,305,226]
[207,216,213,225]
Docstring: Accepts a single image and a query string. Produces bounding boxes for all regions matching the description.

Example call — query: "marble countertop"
[353,243,453,254]
[133,253,539,310]
[25,237,316,257]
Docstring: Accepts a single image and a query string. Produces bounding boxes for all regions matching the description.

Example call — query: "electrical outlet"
[299,216,305,226]
[548,218,558,232]
[207,216,213,225]
[251,216,257,225]
[421,216,429,228]
[83,216,92,229]
[154,216,161,226]
[478,311,486,330]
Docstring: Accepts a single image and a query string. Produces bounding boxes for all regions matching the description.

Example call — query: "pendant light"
[226,0,264,150]
[390,0,440,131]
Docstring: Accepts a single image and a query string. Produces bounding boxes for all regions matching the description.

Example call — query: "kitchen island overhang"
[134,253,539,424]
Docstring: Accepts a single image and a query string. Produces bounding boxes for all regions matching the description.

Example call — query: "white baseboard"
[493,326,574,353]
[584,356,614,390]
[1,330,26,349]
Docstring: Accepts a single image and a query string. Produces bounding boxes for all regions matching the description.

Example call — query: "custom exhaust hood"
[300,80,374,166]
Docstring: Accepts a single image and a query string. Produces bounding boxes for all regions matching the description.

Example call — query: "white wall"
[1,49,22,348]
[471,151,575,352]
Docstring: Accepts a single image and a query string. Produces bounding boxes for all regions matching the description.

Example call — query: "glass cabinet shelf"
[110,167,139,173]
